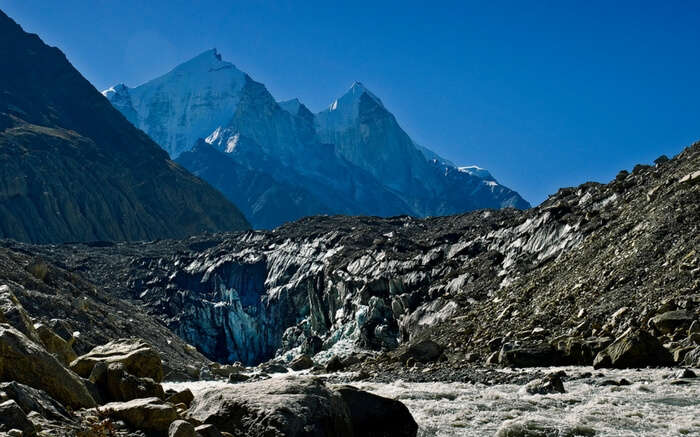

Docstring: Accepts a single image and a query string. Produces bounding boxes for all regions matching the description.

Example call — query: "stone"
[187,376,353,436]
[166,389,194,408]
[335,385,418,437]
[0,400,35,436]
[556,336,612,365]
[0,324,95,409]
[169,419,195,437]
[98,362,165,402]
[0,382,69,421]
[521,373,566,395]
[650,310,694,334]
[593,328,674,369]
[259,361,288,374]
[675,369,696,379]
[195,424,223,437]
[100,397,177,433]
[326,355,345,372]
[70,338,164,382]
[289,354,314,371]
[33,323,77,366]
[400,339,444,364]
[499,342,564,368]
[227,373,249,383]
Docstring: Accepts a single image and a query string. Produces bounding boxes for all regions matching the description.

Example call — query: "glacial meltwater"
[165,366,699,436]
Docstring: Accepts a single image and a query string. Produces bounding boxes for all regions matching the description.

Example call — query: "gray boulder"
[521,374,566,395]
[99,397,177,433]
[650,310,694,334]
[400,339,444,364]
[289,354,314,371]
[593,328,674,369]
[169,419,195,437]
[187,376,353,437]
[90,362,164,402]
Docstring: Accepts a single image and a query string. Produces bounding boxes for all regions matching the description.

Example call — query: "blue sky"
[3,0,699,205]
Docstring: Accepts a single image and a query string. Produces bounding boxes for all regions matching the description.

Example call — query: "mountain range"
[104,49,530,229]
[0,12,250,243]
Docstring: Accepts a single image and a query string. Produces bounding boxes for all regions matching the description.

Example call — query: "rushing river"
[353,367,700,437]
[165,366,699,436]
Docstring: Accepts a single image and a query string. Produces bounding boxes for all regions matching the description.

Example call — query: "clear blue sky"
[3,0,699,205]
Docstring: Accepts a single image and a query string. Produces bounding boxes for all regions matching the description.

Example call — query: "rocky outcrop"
[0,11,249,244]
[187,377,353,436]
[0,324,95,409]
[593,329,674,369]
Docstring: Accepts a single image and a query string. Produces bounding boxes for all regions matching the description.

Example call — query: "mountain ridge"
[0,11,250,243]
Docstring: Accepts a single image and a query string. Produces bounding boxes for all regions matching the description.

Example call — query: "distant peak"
[327,81,383,112]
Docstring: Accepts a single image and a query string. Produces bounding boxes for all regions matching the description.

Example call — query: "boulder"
[499,342,564,367]
[593,328,674,369]
[555,336,612,365]
[187,376,353,437]
[335,385,418,437]
[33,323,77,366]
[100,397,177,433]
[166,389,194,408]
[70,338,163,382]
[0,324,95,409]
[521,374,566,395]
[259,361,288,374]
[650,310,695,334]
[400,339,444,364]
[0,400,35,436]
[169,419,195,437]
[289,355,314,371]
[0,382,70,421]
[326,356,345,372]
[92,362,164,402]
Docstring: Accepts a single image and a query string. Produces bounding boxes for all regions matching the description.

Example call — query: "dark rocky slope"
[20,142,699,372]
[0,10,249,243]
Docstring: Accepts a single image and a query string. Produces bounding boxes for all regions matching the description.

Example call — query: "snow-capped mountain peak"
[102,49,247,158]
[316,81,384,134]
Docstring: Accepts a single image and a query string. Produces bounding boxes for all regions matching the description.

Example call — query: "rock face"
[0,399,35,436]
[0,324,95,409]
[187,377,353,437]
[0,11,249,243]
[106,51,529,229]
[70,338,164,382]
[593,329,674,369]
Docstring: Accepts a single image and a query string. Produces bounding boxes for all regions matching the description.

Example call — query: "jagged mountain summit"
[105,50,530,229]
[0,13,250,243]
